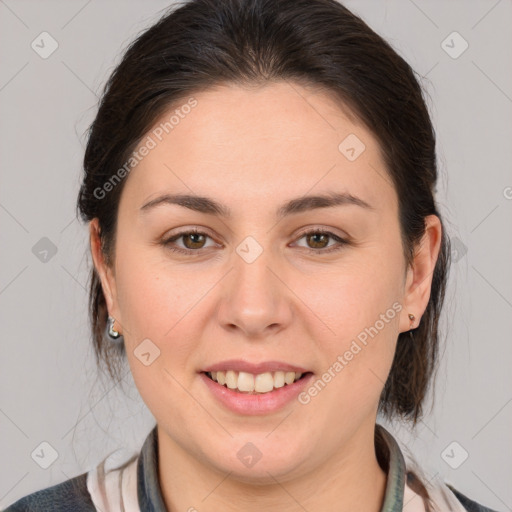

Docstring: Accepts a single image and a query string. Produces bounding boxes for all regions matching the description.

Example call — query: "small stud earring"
[408,313,416,332]
[107,315,123,342]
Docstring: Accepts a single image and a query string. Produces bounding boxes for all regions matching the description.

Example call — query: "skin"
[90,81,442,512]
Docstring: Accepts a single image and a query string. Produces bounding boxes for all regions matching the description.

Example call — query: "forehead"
[120,81,396,217]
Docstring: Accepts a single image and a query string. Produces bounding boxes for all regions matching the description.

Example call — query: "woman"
[4,0,499,510]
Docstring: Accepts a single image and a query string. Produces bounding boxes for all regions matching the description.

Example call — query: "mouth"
[202,370,312,395]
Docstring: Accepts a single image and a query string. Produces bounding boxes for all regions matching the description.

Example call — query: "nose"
[216,242,293,339]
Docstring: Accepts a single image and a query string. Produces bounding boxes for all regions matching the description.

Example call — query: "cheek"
[114,252,203,425]
[303,247,403,403]
[303,253,403,341]
[114,241,194,339]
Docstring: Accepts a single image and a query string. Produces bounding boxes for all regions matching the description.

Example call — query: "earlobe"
[401,215,443,333]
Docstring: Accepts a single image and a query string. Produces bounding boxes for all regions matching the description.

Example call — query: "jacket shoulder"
[447,484,501,512]
[3,471,96,511]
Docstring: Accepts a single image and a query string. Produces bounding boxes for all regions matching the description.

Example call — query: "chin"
[205,441,309,484]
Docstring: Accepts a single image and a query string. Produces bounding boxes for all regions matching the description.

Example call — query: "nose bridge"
[218,233,289,334]
[232,234,277,305]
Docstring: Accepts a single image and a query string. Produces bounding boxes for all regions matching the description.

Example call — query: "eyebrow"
[139,191,375,219]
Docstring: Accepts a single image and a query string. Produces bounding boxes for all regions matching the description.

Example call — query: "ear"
[400,215,443,333]
[89,218,123,335]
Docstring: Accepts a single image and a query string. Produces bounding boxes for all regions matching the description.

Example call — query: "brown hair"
[77,0,451,425]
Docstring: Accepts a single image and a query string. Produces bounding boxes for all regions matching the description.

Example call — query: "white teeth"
[274,371,285,388]
[284,371,296,385]
[254,372,274,393]
[207,370,305,394]
[225,370,237,389]
[237,371,255,392]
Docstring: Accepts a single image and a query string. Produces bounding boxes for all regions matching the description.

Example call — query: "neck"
[157,422,388,512]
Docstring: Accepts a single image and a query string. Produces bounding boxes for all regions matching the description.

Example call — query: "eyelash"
[161,228,349,256]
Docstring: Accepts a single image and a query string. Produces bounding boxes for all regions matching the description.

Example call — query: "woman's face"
[92,81,440,482]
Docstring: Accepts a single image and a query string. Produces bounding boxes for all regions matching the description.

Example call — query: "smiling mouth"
[203,370,312,394]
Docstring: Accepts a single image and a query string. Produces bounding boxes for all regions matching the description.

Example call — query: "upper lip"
[201,359,310,374]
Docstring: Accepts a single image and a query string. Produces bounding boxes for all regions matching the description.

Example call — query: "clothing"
[3,424,498,512]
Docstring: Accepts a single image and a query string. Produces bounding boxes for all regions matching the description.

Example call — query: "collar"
[375,424,407,511]
[136,423,407,511]
[137,424,168,511]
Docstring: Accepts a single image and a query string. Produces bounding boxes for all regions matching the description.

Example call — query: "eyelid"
[162,227,221,251]
[291,227,349,253]
[293,225,348,240]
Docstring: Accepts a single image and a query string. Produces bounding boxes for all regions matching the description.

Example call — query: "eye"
[293,229,348,254]
[161,228,218,255]
[161,227,349,256]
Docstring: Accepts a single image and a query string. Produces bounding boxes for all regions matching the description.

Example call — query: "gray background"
[1,0,511,510]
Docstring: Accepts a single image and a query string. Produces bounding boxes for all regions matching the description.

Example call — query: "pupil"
[187,233,204,248]
[309,233,327,248]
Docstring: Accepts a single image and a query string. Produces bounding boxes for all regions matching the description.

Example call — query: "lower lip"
[199,372,314,415]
